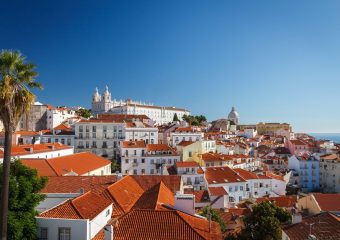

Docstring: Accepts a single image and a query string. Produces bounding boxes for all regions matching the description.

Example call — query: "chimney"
[174,193,195,215]
[291,213,302,224]
[104,225,113,240]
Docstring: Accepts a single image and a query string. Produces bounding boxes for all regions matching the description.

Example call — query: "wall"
[36,217,88,240]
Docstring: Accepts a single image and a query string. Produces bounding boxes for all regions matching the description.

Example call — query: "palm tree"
[0,50,42,239]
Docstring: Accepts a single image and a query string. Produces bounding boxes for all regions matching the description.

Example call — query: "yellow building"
[256,122,291,136]
[176,140,216,162]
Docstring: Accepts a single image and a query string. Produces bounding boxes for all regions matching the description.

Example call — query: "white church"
[91,86,191,125]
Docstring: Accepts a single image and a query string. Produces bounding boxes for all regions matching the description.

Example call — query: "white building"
[74,118,158,159]
[46,107,78,130]
[91,86,190,125]
[170,126,204,147]
[205,167,286,207]
[37,191,112,240]
[174,161,206,190]
[319,153,340,193]
[41,123,75,146]
[120,141,180,175]
[0,143,74,163]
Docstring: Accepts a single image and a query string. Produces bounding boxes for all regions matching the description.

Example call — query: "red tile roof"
[53,123,71,131]
[21,159,57,176]
[110,209,222,240]
[176,161,200,168]
[205,167,246,184]
[177,140,195,147]
[121,140,146,148]
[106,175,182,213]
[0,143,72,158]
[132,181,175,210]
[193,190,210,203]
[283,212,340,240]
[22,152,111,176]
[40,176,118,194]
[256,196,298,208]
[313,193,340,212]
[146,144,174,152]
[208,187,228,196]
[39,191,111,220]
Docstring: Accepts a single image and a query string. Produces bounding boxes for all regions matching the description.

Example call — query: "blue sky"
[1,0,340,133]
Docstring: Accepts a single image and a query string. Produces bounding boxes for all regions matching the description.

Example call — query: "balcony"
[77,146,84,149]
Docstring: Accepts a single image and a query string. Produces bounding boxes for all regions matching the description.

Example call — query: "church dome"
[228,106,240,124]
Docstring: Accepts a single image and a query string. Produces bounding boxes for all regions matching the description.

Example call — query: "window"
[133,170,137,175]
[189,152,192,157]
[40,228,48,240]
[58,228,71,240]
[133,159,137,164]
[150,169,154,174]
[79,126,83,132]
[125,170,129,174]
[92,125,96,132]
[125,159,129,164]
[240,186,244,191]
[86,125,89,132]
[105,209,110,217]
[229,186,232,192]
[92,132,96,138]
[141,169,145,174]
[141,158,145,163]
[134,150,137,156]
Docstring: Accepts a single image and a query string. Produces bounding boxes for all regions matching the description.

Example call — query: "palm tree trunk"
[0,127,12,240]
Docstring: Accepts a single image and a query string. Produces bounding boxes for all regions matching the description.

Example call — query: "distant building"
[228,106,240,125]
[18,102,48,131]
[288,155,320,192]
[319,153,340,193]
[91,86,190,125]
[256,122,291,136]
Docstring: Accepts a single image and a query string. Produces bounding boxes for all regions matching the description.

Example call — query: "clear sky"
[1,0,340,133]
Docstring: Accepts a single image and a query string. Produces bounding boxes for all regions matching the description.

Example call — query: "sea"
[308,133,340,144]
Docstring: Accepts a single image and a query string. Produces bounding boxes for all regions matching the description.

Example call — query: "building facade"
[91,86,190,125]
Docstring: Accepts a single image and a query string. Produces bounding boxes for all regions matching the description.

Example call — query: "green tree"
[199,206,226,233]
[238,201,291,240]
[0,160,47,240]
[111,159,121,173]
[0,50,42,239]
[76,108,91,119]
[173,113,179,122]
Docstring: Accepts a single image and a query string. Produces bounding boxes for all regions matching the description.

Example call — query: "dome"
[228,106,239,119]
[228,106,240,125]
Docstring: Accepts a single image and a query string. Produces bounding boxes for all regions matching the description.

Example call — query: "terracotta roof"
[208,187,228,196]
[313,193,340,212]
[21,159,57,176]
[130,175,181,193]
[233,168,259,180]
[121,140,146,148]
[193,190,210,203]
[177,140,195,147]
[132,181,174,210]
[22,152,111,176]
[218,208,250,225]
[283,212,340,240]
[201,153,249,163]
[205,167,246,184]
[256,196,298,208]
[97,114,150,121]
[39,191,111,220]
[0,143,72,158]
[176,161,200,168]
[53,123,71,131]
[320,154,339,161]
[40,175,118,194]
[146,144,174,152]
[110,209,222,240]
[289,139,308,146]
[14,130,40,136]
